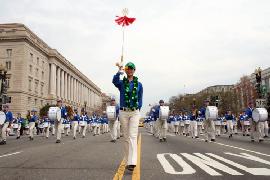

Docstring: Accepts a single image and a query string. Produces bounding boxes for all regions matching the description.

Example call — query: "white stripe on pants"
[0,122,9,141]
[119,110,140,166]
[109,119,118,140]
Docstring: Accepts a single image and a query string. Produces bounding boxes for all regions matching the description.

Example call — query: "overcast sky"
[1,0,270,114]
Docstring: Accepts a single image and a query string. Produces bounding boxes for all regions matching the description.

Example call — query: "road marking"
[157,153,196,174]
[158,152,270,176]
[182,153,242,176]
[113,159,126,180]
[0,151,22,158]
[132,133,141,180]
[207,153,270,175]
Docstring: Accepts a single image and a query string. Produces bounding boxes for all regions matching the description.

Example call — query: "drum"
[106,106,116,120]
[215,121,221,126]
[0,111,6,125]
[185,120,190,125]
[64,124,70,128]
[205,106,218,120]
[244,121,250,126]
[79,121,87,126]
[252,108,268,122]
[43,122,49,128]
[175,121,180,126]
[159,106,169,120]
[13,123,19,129]
[197,122,203,126]
[48,107,61,122]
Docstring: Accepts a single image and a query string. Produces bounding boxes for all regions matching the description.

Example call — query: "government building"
[0,23,103,117]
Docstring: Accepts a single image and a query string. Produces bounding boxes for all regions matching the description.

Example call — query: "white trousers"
[17,124,22,137]
[117,120,121,138]
[54,119,63,140]
[44,124,51,138]
[0,122,9,141]
[29,122,36,138]
[109,119,118,140]
[80,125,87,137]
[227,120,233,135]
[190,121,198,138]
[264,121,269,137]
[215,125,221,136]
[157,119,167,139]
[249,118,264,140]
[119,110,140,166]
[204,119,215,141]
[72,121,78,138]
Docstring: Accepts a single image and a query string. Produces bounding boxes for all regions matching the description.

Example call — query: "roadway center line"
[132,133,142,180]
[0,151,22,158]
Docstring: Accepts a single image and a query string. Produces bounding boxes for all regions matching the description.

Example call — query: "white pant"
[44,124,51,138]
[215,125,221,136]
[0,122,9,141]
[190,121,198,138]
[29,122,36,138]
[17,124,22,137]
[157,119,167,139]
[109,119,118,140]
[80,125,87,137]
[263,121,269,137]
[249,118,264,140]
[72,121,78,138]
[54,119,63,140]
[119,110,140,166]
[184,124,190,135]
[204,119,215,141]
[227,120,233,135]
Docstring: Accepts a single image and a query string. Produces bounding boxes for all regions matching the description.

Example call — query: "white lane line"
[0,151,22,158]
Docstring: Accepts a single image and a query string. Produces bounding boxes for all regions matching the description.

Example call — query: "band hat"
[125,62,136,70]
[159,100,164,103]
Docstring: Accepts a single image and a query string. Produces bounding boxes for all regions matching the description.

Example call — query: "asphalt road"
[0,128,270,180]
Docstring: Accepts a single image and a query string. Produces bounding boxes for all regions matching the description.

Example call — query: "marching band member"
[179,112,185,135]
[43,116,51,138]
[190,106,199,139]
[175,114,181,135]
[239,111,247,136]
[151,106,160,138]
[55,100,67,143]
[79,110,88,138]
[50,119,55,136]
[225,110,234,138]
[233,114,238,134]
[183,112,190,136]
[154,100,168,142]
[214,116,222,136]
[197,113,204,135]
[72,109,80,139]
[263,120,269,138]
[246,102,264,142]
[29,109,38,141]
[108,98,120,143]
[201,100,216,142]
[169,115,177,134]
[92,114,98,136]
[221,115,227,134]
[112,62,143,171]
[15,113,24,139]
[0,105,13,145]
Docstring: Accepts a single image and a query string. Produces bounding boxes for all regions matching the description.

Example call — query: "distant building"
[0,23,103,116]
[198,85,234,94]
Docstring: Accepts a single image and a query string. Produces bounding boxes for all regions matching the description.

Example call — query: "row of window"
[28,78,44,96]
[29,65,45,79]
[28,97,44,107]
[30,53,45,68]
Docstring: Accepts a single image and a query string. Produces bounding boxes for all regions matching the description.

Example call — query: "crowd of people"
[144,100,269,143]
[0,100,119,145]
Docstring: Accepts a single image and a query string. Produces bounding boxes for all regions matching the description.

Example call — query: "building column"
[49,63,57,96]
[57,67,61,97]
[61,70,64,98]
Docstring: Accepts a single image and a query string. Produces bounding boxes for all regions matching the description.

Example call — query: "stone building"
[0,23,102,117]
[197,85,234,94]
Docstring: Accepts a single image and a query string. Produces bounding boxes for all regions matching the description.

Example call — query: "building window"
[42,71,44,80]
[29,65,33,74]
[28,97,31,104]
[6,77,10,88]
[37,57,39,66]
[41,84,44,95]
[35,81,38,93]
[6,49,12,58]
[35,99,37,106]
[28,79,32,91]
[42,61,44,68]
[35,68,39,77]
[30,53,33,62]
[40,100,43,106]
[5,61,11,70]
